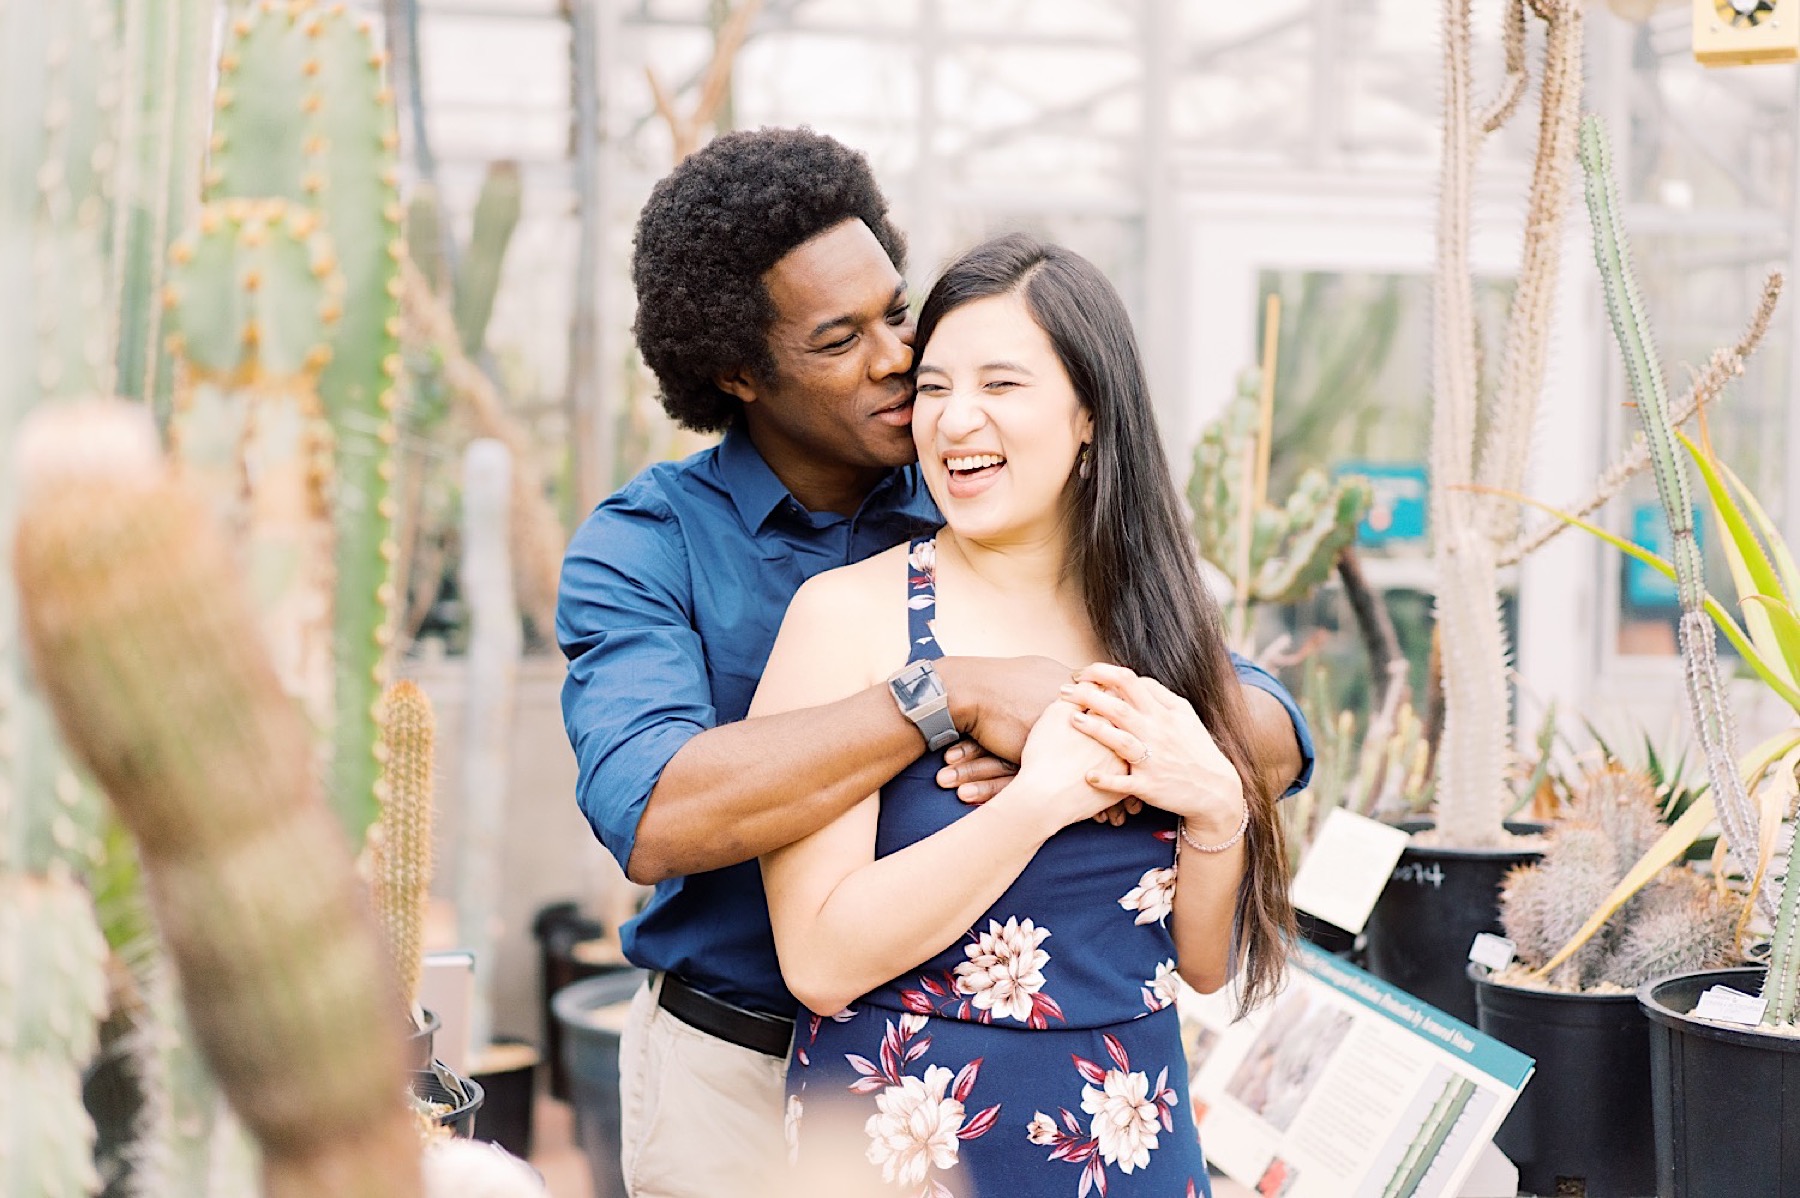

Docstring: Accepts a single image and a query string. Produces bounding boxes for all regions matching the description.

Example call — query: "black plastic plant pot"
[403,1008,441,1073]
[534,901,615,1102]
[1639,966,1800,1197]
[554,969,649,1198]
[1295,910,1358,958]
[1361,820,1542,1024]
[411,1066,485,1139]
[1472,968,1653,1198]
[472,1038,541,1160]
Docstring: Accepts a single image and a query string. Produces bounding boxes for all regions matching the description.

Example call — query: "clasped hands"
[934,659,1243,833]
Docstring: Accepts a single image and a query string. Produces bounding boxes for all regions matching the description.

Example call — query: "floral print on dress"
[848,1015,1001,1198]
[900,918,1068,1029]
[1118,866,1176,926]
[1141,961,1180,1013]
[1023,1034,1181,1197]
[794,1005,858,1066]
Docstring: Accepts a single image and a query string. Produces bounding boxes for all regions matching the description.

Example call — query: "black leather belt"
[656,973,794,1058]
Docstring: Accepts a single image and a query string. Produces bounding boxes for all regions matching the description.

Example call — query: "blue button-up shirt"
[558,423,1314,1016]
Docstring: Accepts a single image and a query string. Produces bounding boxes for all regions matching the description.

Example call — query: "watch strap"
[890,661,959,752]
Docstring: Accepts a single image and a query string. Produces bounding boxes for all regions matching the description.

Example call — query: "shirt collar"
[715,421,933,532]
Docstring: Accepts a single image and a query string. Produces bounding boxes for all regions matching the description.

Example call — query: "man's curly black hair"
[631,127,907,433]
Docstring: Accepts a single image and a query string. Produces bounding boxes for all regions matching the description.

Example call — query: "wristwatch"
[889,660,959,751]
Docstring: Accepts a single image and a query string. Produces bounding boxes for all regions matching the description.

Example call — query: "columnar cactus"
[0,4,123,1193]
[1428,0,1584,848]
[372,680,436,1013]
[189,0,406,839]
[1189,372,1372,614]
[166,198,344,743]
[12,400,422,1198]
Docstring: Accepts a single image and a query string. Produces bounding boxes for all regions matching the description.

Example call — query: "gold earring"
[1077,444,1092,480]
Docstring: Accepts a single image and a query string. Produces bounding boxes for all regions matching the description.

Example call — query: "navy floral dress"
[784,536,1210,1198]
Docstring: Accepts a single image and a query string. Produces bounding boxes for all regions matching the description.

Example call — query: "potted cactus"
[1544,116,1800,1197]
[1359,0,1585,1023]
[1469,768,1742,1197]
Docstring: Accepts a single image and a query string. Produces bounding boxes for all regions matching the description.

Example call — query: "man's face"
[728,219,917,473]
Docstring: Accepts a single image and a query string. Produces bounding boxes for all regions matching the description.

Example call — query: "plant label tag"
[1290,808,1412,935]
[1468,933,1516,971]
[1692,985,1767,1026]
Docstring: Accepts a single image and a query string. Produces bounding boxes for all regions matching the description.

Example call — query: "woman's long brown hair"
[914,233,1295,1012]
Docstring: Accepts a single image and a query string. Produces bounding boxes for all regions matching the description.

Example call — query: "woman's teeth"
[945,454,1005,474]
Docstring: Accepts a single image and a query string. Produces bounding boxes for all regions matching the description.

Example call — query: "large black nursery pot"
[1362,820,1542,1024]
[535,900,625,1102]
[1472,968,1654,1198]
[411,1064,486,1139]
[1639,966,1800,1197]
[554,968,648,1198]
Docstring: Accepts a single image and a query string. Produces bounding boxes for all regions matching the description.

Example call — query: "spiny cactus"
[13,400,421,1198]
[1189,371,1371,619]
[372,680,436,1014]
[0,4,127,1194]
[202,0,406,841]
[452,162,522,358]
[1499,769,1740,990]
[1577,116,1768,918]
[1427,0,1584,849]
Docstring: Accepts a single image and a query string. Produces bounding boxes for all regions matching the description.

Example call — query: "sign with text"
[1182,945,1532,1198]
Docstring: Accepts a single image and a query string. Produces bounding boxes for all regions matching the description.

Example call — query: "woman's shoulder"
[789,539,913,614]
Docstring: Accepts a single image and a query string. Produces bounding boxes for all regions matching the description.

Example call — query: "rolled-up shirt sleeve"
[1228,652,1316,798]
[558,493,712,874]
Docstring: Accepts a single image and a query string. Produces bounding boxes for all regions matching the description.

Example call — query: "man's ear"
[716,368,760,406]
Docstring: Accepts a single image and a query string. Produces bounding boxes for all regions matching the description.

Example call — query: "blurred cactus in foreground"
[13,401,421,1198]
[1499,770,1740,990]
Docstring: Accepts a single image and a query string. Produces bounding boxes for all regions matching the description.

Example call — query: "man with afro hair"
[556,127,1311,1196]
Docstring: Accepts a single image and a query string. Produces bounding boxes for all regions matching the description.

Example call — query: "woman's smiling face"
[912,291,1094,546]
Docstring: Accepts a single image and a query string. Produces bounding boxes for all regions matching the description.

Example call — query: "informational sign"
[1624,502,1701,608]
[1337,461,1428,550]
[1290,809,1412,935]
[1182,945,1532,1198]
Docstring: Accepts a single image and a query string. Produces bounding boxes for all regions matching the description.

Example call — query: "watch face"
[894,665,943,709]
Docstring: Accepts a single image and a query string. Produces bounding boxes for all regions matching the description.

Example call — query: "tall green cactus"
[0,5,122,1194]
[194,0,405,839]
[1189,372,1372,617]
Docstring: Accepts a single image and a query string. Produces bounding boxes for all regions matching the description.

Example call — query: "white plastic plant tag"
[1468,933,1516,971]
[1290,808,1412,935]
[1692,985,1768,1026]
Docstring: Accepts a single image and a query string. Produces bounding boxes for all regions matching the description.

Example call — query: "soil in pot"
[1640,965,1800,1197]
[411,1065,486,1139]
[1473,968,1652,1198]
[1362,820,1542,1024]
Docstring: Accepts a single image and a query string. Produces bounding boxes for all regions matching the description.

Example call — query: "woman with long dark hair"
[754,233,1292,1196]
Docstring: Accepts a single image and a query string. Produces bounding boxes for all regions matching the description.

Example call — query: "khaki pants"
[618,975,790,1198]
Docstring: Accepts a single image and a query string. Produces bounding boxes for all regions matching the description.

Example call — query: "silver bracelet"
[1178,802,1249,854]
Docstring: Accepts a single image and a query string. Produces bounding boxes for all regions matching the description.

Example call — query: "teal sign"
[1338,461,1428,549]
[1625,503,1700,608]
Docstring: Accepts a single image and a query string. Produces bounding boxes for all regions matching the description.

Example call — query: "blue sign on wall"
[1625,502,1700,608]
[1337,461,1428,549]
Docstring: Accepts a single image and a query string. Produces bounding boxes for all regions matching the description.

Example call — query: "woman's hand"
[1060,662,1246,841]
[1004,699,1127,834]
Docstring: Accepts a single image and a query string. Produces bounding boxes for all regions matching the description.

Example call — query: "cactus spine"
[1428,0,1582,847]
[372,680,436,1013]
[13,401,422,1198]
[195,0,405,840]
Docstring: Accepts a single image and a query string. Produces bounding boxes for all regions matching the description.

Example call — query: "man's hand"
[936,655,1070,763]
[935,740,1018,804]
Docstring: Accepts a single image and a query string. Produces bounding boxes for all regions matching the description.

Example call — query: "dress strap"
[905,536,944,662]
